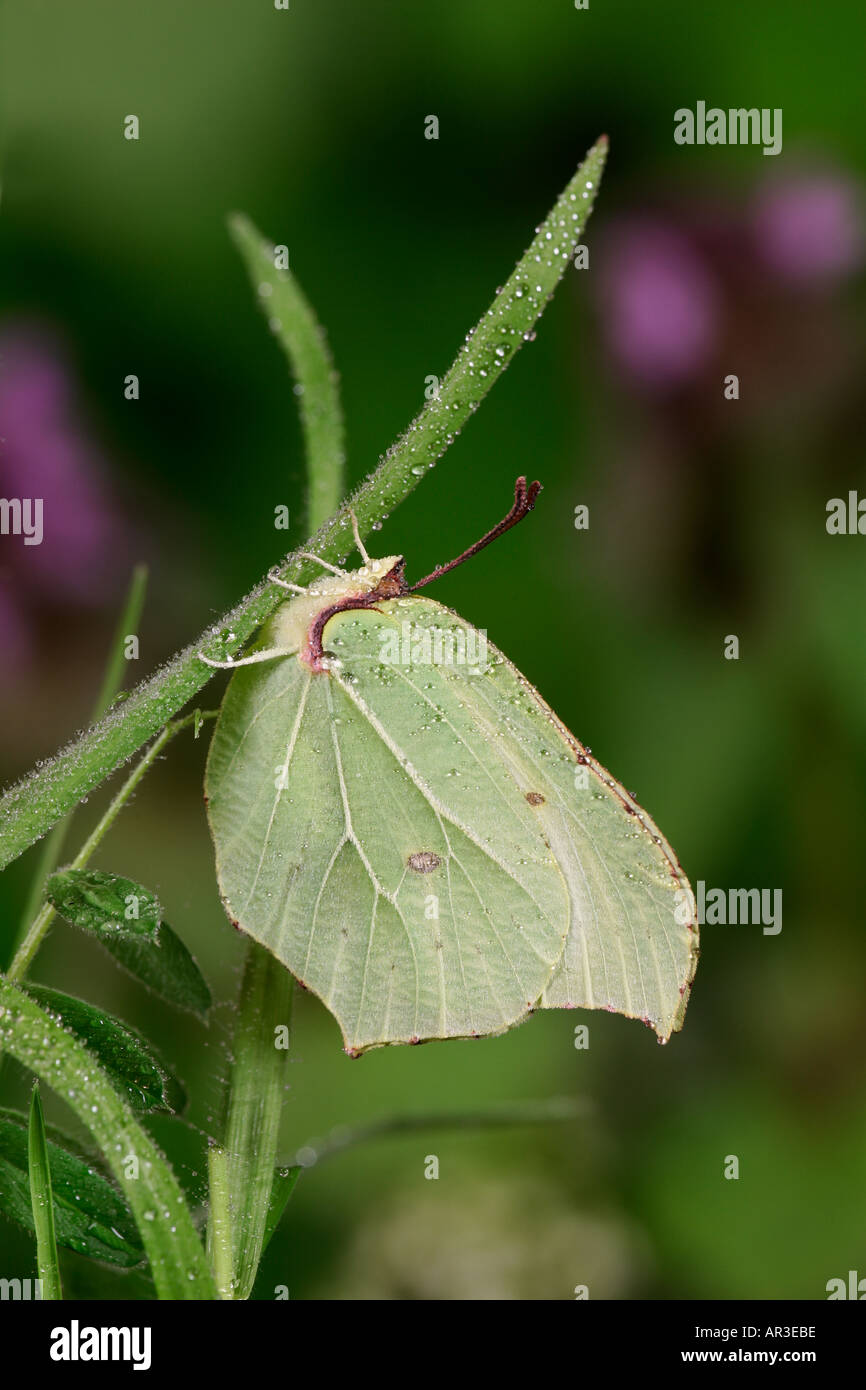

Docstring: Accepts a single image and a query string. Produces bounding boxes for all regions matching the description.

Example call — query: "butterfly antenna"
[410,476,541,592]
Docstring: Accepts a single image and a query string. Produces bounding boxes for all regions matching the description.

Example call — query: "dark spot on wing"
[525,791,545,806]
[407,851,441,873]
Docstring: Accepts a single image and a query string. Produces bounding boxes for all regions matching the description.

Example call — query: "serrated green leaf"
[24,986,185,1113]
[0,1108,144,1269]
[46,868,212,1015]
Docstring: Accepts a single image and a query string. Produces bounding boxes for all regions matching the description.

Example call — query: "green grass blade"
[261,1165,301,1254]
[27,1085,62,1300]
[0,978,216,1299]
[92,563,149,722]
[230,215,345,531]
[0,138,608,872]
[221,951,293,1298]
[0,1107,145,1267]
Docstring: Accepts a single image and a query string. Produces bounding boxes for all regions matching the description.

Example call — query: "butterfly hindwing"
[328,597,698,1041]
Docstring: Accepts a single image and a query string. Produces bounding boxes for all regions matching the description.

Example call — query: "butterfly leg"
[297,552,349,577]
[267,566,306,593]
[349,509,372,566]
[198,647,290,669]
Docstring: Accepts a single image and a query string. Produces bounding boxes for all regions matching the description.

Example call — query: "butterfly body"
[262,555,403,667]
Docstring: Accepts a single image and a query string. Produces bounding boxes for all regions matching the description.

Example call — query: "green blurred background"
[1,0,865,1299]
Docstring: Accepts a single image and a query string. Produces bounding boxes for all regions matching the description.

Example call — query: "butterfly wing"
[329,597,698,1041]
[205,626,569,1054]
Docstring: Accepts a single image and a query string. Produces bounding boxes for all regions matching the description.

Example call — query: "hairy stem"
[6,710,217,981]
[12,564,149,949]
[206,1144,235,1299]
[0,136,607,872]
[286,1096,591,1168]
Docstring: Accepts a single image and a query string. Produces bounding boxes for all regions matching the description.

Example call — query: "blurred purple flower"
[597,222,720,388]
[0,323,130,603]
[752,174,864,284]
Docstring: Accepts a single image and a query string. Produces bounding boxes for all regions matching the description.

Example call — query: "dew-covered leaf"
[46,867,161,937]
[93,920,212,1015]
[46,868,212,1015]
[0,980,215,1297]
[24,985,186,1113]
[0,1107,145,1268]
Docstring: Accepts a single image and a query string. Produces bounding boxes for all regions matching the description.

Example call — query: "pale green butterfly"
[202,479,698,1055]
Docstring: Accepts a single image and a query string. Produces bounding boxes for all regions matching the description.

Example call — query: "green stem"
[28,1084,63,1300]
[221,949,293,1299]
[12,564,149,950]
[6,710,217,981]
[206,1144,235,1299]
[286,1096,591,1168]
[0,137,608,873]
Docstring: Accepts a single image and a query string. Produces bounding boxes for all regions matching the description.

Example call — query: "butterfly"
[202,478,698,1054]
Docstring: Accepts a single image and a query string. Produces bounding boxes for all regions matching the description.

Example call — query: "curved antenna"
[410,476,542,592]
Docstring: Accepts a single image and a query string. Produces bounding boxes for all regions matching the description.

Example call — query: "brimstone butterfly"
[203,479,698,1054]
